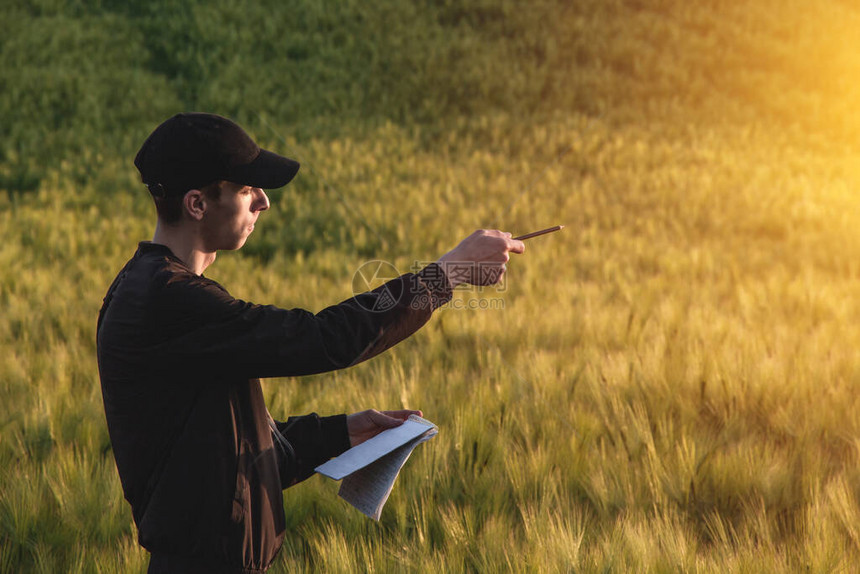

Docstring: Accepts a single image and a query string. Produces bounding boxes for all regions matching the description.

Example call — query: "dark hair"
[154,181,222,224]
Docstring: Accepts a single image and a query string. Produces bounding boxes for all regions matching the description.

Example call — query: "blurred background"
[2,0,860,572]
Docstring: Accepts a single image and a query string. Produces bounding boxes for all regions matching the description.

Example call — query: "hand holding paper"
[346,409,422,447]
[316,415,438,520]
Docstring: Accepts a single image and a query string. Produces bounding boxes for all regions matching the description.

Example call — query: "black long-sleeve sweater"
[96,242,451,573]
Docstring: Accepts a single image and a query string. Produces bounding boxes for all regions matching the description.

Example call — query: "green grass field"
[2,0,860,572]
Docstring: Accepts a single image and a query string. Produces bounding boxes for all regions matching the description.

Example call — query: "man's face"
[201,181,270,251]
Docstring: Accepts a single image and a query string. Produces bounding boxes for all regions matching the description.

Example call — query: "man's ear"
[183,189,207,221]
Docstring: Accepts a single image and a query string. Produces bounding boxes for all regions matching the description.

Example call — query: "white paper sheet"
[314,415,437,520]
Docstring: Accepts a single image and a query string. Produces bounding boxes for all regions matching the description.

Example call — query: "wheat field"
[2,0,860,572]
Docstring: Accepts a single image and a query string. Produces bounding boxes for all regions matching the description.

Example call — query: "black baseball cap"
[134,113,300,198]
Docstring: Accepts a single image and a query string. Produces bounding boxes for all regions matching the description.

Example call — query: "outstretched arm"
[145,229,525,381]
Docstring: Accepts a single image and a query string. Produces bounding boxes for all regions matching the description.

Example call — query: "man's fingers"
[380,409,422,420]
[372,409,421,428]
[374,415,403,429]
[438,229,527,288]
[508,239,525,254]
[487,231,525,255]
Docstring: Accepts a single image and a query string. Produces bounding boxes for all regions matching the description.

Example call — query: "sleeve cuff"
[276,413,350,467]
[319,414,352,458]
[413,263,454,311]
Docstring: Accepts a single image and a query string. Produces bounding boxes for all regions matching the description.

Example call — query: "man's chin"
[218,238,247,251]
[213,229,254,251]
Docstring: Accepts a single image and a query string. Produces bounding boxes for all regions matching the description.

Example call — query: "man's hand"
[437,229,526,289]
[346,409,423,447]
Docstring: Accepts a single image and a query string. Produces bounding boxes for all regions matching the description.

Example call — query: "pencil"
[513,225,565,241]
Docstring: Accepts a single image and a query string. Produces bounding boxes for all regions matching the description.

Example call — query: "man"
[96,112,524,573]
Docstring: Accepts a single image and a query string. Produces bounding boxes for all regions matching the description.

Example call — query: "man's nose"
[253,188,269,212]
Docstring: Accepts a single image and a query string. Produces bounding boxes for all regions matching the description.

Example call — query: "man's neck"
[152,221,216,275]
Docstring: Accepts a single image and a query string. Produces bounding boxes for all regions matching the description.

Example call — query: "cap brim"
[227,149,300,189]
